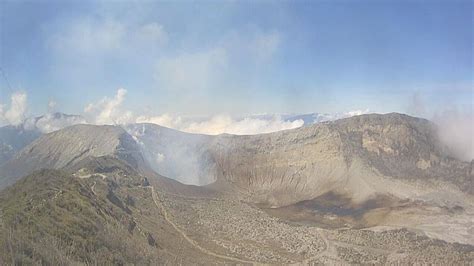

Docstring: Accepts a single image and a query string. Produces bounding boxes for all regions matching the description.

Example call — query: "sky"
[0,0,472,125]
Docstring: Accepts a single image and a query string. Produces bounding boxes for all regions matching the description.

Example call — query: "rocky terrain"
[0,113,473,264]
[0,158,232,264]
[0,113,86,167]
[208,113,472,205]
[1,156,472,264]
[0,124,150,188]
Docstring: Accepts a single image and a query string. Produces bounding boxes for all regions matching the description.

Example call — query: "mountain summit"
[0,113,473,264]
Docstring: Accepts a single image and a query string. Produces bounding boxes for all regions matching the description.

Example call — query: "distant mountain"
[0,112,86,166]
[23,112,86,133]
[0,124,41,166]
[5,113,470,200]
[0,111,357,167]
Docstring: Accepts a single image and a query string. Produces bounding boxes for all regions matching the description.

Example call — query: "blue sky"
[0,0,472,118]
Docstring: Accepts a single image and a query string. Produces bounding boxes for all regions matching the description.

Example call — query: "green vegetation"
[0,169,158,264]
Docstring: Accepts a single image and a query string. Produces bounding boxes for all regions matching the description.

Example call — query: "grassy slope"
[0,169,146,264]
[0,165,199,264]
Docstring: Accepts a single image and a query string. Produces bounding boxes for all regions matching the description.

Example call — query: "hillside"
[0,124,149,189]
[208,113,472,206]
[125,113,472,207]
[1,156,472,264]
[0,157,234,264]
[127,113,474,245]
[0,113,473,257]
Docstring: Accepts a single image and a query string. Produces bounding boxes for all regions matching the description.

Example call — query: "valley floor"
[1,169,473,265]
[156,185,474,265]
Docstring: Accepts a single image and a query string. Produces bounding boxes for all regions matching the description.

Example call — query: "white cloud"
[0,89,369,136]
[0,91,28,126]
[184,115,303,135]
[136,113,183,129]
[136,113,304,135]
[0,91,87,132]
[31,113,87,133]
[155,47,227,91]
[94,88,366,135]
[344,109,370,117]
[84,88,133,125]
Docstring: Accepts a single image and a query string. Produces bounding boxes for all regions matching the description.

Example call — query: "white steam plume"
[434,109,473,161]
[407,92,473,161]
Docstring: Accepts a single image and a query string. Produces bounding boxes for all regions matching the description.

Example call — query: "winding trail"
[146,185,256,265]
[91,181,97,195]
[145,184,355,265]
[292,228,342,265]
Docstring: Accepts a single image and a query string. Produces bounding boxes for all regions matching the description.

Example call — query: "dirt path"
[292,228,344,265]
[91,181,97,195]
[147,185,256,265]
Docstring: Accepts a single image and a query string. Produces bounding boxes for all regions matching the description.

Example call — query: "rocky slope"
[208,113,472,207]
[0,113,87,167]
[0,113,472,249]
[125,113,472,208]
[0,124,149,189]
[0,157,232,264]
[126,113,474,245]
[1,156,472,264]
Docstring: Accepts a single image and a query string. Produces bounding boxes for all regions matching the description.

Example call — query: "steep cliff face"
[121,114,472,207]
[1,114,471,207]
[0,125,149,189]
[208,124,350,206]
[331,114,468,177]
[0,113,472,251]
[335,114,472,193]
[208,113,472,207]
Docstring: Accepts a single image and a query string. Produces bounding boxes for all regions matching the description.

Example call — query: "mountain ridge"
[0,124,149,188]
[0,113,473,263]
